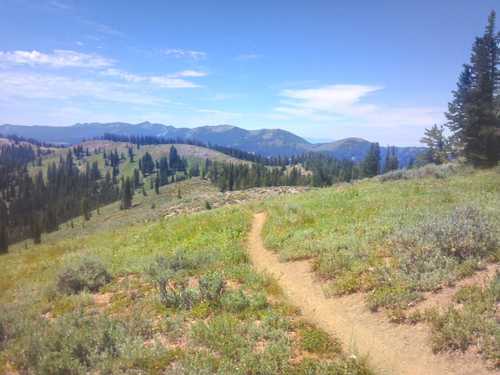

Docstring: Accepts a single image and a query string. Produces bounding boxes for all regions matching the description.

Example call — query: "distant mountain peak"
[0,122,425,164]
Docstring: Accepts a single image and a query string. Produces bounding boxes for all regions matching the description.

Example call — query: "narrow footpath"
[248,212,493,375]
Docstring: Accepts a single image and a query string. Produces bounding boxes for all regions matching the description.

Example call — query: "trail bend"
[248,212,493,375]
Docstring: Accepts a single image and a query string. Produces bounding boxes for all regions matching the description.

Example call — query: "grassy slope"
[262,166,500,366]
[0,203,371,374]
[29,140,245,179]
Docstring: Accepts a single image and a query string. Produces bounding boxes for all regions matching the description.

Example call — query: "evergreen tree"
[121,177,133,210]
[32,215,42,244]
[0,199,8,253]
[420,125,449,164]
[446,11,500,166]
[383,146,399,172]
[154,176,160,194]
[362,143,381,177]
[80,197,91,221]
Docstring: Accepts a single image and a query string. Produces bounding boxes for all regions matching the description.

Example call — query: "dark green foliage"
[199,272,225,303]
[31,215,42,244]
[154,176,160,194]
[120,177,133,210]
[56,256,111,294]
[383,146,399,173]
[140,151,155,175]
[446,11,500,166]
[80,197,91,221]
[0,199,8,253]
[420,125,449,164]
[362,143,380,178]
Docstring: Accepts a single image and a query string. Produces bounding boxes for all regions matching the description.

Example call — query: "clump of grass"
[221,289,251,313]
[56,255,111,294]
[426,273,499,366]
[300,325,340,354]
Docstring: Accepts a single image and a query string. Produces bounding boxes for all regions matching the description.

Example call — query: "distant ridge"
[0,122,425,164]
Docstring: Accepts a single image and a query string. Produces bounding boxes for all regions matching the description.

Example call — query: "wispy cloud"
[236,53,262,61]
[163,48,207,60]
[276,84,443,128]
[0,71,167,106]
[49,0,72,10]
[103,68,206,88]
[0,49,114,69]
[175,70,208,77]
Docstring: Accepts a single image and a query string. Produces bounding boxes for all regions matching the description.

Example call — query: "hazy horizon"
[1,0,498,146]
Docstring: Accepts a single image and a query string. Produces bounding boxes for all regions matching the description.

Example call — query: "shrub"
[56,256,111,294]
[157,279,201,310]
[199,272,225,304]
[388,206,497,292]
[221,289,251,313]
[366,284,421,311]
[15,312,129,374]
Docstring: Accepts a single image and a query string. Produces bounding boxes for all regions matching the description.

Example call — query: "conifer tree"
[81,197,91,221]
[121,177,133,210]
[446,11,500,166]
[362,143,380,177]
[0,199,8,253]
[420,125,449,164]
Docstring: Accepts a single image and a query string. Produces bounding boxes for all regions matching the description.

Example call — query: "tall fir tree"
[0,199,8,253]
[362,143,380,177]
[121,177,133,210]
[446,11,500,166]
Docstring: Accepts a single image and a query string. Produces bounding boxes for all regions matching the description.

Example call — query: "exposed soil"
[247,212,494,375]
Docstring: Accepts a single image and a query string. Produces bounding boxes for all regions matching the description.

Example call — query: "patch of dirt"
[93,292,113,308]
[247,212,493,375]
[163,186,311,219]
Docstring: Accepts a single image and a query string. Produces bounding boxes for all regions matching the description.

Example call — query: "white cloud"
[103,68,206,88]
[276,84,443,129]
[0,49,114,69]
[163,48,207,60]
[175,70,207,77]
[0,71,167,106]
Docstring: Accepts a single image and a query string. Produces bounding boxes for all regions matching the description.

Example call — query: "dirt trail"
[248,212,493,375]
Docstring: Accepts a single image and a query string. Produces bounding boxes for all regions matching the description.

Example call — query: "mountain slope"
[0,122,425,163]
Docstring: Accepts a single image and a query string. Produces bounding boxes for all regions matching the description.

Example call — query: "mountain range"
[0,122,425,164]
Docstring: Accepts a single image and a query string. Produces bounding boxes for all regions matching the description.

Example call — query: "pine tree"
[420,125,449,164]
[32,215,42,244]
[446,11,500,166]
[383,146,399,172]
[154,176,160,194]
[0,199,8,253]
[121,177,133,210]
[80,197,91,221]
[362,143,380,177]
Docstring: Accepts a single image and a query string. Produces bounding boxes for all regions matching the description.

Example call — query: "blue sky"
[0,0,498,145]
